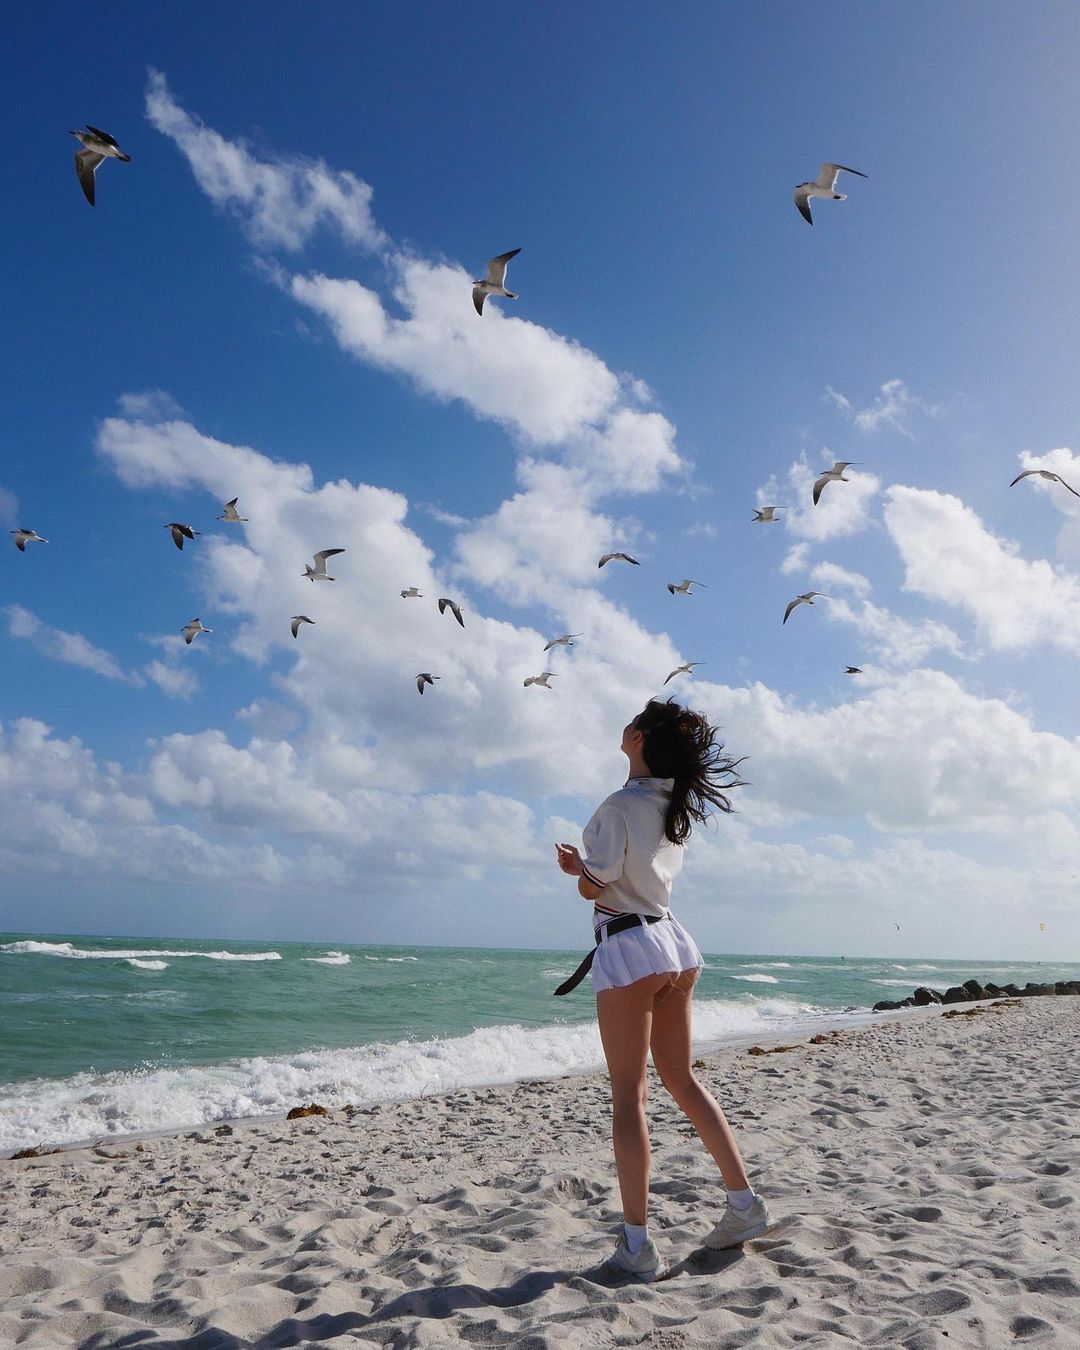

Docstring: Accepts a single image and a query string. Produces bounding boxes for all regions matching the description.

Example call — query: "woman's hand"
[555,843,583,876]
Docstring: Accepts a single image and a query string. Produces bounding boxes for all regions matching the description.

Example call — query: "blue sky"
[3,2,1080,958]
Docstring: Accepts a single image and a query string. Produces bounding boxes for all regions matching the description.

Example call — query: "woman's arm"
[555,844,604,901]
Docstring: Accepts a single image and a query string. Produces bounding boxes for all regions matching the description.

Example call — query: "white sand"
[1,998,1078,1348]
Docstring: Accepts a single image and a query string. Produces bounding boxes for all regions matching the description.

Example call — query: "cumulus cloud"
[825,378,939,438]
[144,660,199,699]
[145,69,386,253]
[885,486,1080,654]
[759,453,880,543]
[7,605,135,683]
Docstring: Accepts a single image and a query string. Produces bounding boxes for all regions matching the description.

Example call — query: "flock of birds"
[10,135,1080,702]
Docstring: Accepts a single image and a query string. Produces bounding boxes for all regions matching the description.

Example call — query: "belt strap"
[552,913,666,996]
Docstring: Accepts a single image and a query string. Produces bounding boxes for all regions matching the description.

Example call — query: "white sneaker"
[704,1195,773,1249]
[604,1233,669,1283]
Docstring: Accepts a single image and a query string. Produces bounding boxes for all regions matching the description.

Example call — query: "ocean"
[3,931,1077,1155]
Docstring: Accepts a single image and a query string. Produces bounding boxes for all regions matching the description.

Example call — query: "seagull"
[218,498,248,522]
[416,672,440,695]
[844,666,863,675]
[524,672,556,689]
[752,507,780,523]
[598,552,640,568]
[290,615,315,639]
[11,529,48,551]
[472,248,521,315]
[813,462,859,505]
[667,578,707,596]
[70,126,132,206]
[783,592,830,624]
[543,633,581,652]
[181,618,212,645]
[1009,469,1080,498]
[303,548,345,582]
[663,662,702,685]
[400,587,423,599]
[165,522,200,551]
[438,597,465,628]
[794,163,867,225]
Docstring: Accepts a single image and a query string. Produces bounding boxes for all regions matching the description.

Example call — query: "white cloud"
[144,660,200,699]
[145,70,386,253]
[885,485,1080,654]
[759,454,880,544]
[0,484,18,530]
[826,378,939,438]
[7,605,136,683]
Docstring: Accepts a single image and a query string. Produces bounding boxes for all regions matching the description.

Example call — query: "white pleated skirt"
[590,914,704,993]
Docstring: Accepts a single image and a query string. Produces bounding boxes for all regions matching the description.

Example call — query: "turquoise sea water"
[2,931,1078,1154]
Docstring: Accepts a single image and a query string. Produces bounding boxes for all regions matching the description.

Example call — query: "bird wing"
[85,124,119,148]
[14,535,26,551]
[1009,471,1035,486]
[666,584,676,594]
[598,554,613,567]
[290,618,301,638]
[782,598,801,624]
[75,150,103,205]
[793,186,813,224]
[832,163,868,179]
[812,473,829,505]
[170,525,185,549]
[663,669,678,685]
[1058,476,1080,497]
[623,554,640,565]
[542,639,557,651]
[486,248,521,285]
[472,286,486,316]
[313,549,345,570]
[416,675,427,694]
[451,602,464,626]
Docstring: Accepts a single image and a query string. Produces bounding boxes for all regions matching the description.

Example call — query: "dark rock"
[286,1103,328,1119]
[1002,984,1021,996]
[872,999,902,1012]
[961,979,987,1000]
[913,986,942,1006]
[1055,980,1080,995]
[942,986,969,1004]
[983,983,1003,997]
[1020,983,1056,997]
[898,997,916,1007]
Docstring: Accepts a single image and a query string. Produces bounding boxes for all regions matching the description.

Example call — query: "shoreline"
[5,998,1078,1346]
[3,1001,948,1161]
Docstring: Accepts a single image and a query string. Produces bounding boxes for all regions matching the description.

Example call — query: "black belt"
[553,913,668,996]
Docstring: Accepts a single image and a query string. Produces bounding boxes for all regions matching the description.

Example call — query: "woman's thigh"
[595,972,673,1099]
[648,967,701,1090]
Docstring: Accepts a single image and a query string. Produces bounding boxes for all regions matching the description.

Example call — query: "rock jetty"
[872,977,1080,1013]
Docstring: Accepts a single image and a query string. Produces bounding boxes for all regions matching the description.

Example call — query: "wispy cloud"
[7,605,137,683]
[145,69,387,253]
[825,378,939,438]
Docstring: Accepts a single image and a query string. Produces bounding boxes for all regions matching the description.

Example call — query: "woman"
[556,698,772,1282]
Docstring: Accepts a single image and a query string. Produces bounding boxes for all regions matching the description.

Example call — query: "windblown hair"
[634,699,747,845]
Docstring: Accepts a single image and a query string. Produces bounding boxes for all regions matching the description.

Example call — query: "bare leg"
[649,969,752,1191]
[595,972,672,1225]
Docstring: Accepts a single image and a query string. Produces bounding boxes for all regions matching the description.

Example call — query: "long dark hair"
[633,699,747,845]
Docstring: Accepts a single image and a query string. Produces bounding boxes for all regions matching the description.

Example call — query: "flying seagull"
[813,462,859,505]
[783,592,830,624]
[598,552,640,568]
[543,632,581,652]
[400,587,423,599]
[181,618,212,645]
[165,522,200,551]
[794,163,867,225]
[303,548,345,582]
[752,507,780,523]
[524,671,556,689]
[667,578,707,596]
[473,248,521,316]
[218,498,248,522]
[416,672,440,695]
[290,615,315,639]
[1009,469,1080,498]
[663,662,702,686]
[438,597,465,627]
[844,666,863,675]
[11,529,48,551]
[70,125,131,206]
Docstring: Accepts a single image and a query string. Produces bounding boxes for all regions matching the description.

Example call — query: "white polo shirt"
[581,777,684,928]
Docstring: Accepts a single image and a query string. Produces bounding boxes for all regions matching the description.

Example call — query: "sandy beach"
[2,997,1078,1348]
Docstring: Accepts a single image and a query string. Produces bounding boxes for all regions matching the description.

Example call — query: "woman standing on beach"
[556,698,772,1282]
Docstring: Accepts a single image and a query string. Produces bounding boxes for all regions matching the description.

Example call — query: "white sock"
[727,1187,756,1211]
[623,1221,649,1254]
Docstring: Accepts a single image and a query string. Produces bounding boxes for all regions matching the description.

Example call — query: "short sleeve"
[580,801,628,888]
